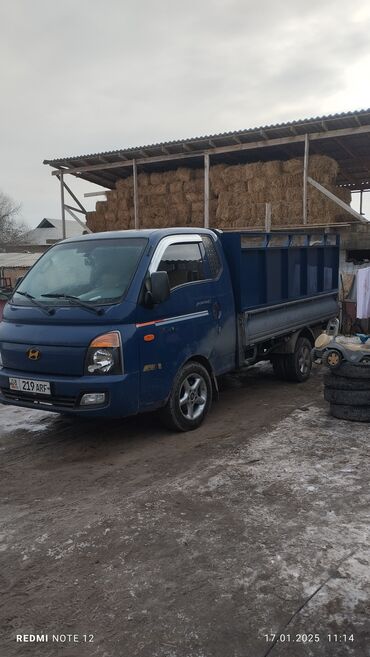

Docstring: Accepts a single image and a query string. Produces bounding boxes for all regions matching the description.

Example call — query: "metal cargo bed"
[219,230,339,348]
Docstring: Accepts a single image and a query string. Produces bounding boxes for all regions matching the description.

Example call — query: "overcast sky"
[1,0,370,229]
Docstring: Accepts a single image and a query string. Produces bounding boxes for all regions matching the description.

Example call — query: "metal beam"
[204,153,210,228]
[307,176,368,224]
[51,123,370,177]
[133,159,139,229]
[303,134,309,225]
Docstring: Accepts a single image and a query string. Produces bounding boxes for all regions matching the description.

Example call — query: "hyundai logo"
[27,348,41,361]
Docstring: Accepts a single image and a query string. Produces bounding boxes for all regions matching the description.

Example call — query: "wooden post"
[204,153,210,228]
[265,202,272,232]
[59,173,66,239]
[133,159,139,229]
[303,133,309,225]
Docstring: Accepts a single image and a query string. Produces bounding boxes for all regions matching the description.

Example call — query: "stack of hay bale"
[86,154,352,232]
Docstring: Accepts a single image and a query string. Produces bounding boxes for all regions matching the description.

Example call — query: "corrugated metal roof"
[44,108,370,164]
[43,108,370,191]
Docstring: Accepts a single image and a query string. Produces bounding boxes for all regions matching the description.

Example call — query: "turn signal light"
[90,332,121,348]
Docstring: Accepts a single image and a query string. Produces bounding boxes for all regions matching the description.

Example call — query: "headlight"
[85,331,122,375]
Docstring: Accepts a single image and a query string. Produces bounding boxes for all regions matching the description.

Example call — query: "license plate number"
[9,378,51,395]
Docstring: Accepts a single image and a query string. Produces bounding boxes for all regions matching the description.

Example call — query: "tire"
[283,337,313,382]
[323,348,343,369]
[330,403,370,422]
[159,361,212,432]
[323,372,370,391]
[324,388,370,406]
[331,362,370,380]
[272,356,287,380]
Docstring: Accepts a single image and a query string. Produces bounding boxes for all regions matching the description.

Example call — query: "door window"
[157,242,205,290]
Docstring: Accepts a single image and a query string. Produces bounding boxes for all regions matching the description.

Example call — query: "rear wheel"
[160,361,212,432]
[273,337,312,382]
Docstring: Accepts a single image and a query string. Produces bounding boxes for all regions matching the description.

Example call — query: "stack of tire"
[324,363,370,422]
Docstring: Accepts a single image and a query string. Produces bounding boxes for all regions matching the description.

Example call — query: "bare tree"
[0,190,28,244]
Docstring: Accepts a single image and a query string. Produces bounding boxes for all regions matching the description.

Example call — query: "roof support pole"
[59,173,66,239]
[265,202,272,232]
[133,159,139,229]
[303,133,309,225]
[204,153,210,228]
[360,190,363,215]
[307,176,368,224]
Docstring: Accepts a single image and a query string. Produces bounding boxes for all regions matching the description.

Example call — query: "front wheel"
[159,361,212,432]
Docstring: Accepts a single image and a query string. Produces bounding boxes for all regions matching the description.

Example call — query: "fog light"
[80,393,106,406]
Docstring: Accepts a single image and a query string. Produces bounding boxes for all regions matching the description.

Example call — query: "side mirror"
[145,271,170,306]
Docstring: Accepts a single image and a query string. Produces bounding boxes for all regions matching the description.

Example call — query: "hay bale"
[248,177,266,193]
[138,172,150,186]
[170,182,183,193]
[262,160,282,177]
[183,179,204,194]
[150,183,168,195]
[244,162,263,180]
[282,158,303,175]
[221,164,244,185]
[176,167,192,182]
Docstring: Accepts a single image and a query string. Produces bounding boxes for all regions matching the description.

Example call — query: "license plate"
[9,377,51,395]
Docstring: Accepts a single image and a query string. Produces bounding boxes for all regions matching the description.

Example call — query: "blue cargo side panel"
[219,231,339,313]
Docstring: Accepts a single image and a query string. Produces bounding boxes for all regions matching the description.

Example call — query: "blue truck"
[0,228,339,431]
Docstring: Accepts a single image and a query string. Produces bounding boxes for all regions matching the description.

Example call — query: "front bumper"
[0,367,139,418]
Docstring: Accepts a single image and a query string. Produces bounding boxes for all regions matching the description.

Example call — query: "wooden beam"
[65,207,92,233]
[204,154,210,228]
[265,203,272,232]
[62,178,87,213]
[59,173,66,239]
[133,159,139,229]
[303,134,309,225]
[51,123,370,177]
[83,191,108,198]
[307,176,368,224]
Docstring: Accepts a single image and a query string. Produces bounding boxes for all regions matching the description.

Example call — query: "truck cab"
[0,229,236,431]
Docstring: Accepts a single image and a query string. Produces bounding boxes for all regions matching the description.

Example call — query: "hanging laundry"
[356,267,370,319]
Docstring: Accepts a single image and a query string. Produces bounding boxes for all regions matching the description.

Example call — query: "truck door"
[136,234,234,410]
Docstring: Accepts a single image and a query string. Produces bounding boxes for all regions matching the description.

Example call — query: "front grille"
[1,388,77,409]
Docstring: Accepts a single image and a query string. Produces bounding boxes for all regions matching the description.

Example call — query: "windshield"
[14,238,147,306]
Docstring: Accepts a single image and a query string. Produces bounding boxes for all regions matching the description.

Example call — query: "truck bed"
[219,230,339,352]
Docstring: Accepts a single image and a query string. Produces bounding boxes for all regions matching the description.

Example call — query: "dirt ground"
[0,364,369,657]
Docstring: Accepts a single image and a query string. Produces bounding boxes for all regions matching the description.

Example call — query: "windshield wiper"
[41,293,104,315]
[14,290,53,315]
